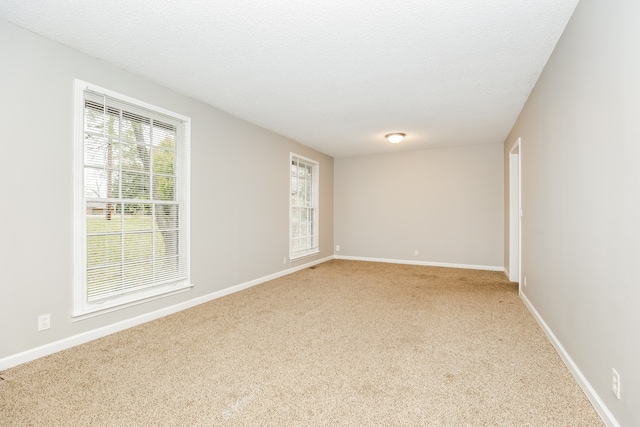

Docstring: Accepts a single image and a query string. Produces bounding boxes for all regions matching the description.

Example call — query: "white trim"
[289,153,320,260]
[0,256,333,371]
[288,249,320,262]
[508,137,522,285]
[334,255,504,272]
[71,284,193,322]
[520,292,620,427]
[76,79,190,122]
[73,80,87,315]
[72,79,192,317]
[289,152,319,167]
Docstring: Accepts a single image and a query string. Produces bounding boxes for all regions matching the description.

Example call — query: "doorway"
[508,138,521,285]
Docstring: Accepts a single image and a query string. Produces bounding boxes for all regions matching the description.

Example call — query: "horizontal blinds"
[84,90,187,302]
[290,156,317,258]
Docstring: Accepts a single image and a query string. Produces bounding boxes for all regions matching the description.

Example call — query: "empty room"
[0,0,638,425]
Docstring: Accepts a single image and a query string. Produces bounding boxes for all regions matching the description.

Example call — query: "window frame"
[73,79,191,319]
[289,153,320,260]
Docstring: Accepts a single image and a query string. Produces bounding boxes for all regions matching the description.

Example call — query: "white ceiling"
[0,1,579,158]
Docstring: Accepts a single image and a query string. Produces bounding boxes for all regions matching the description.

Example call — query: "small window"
[290,154,319,259]
[73,80,191,317]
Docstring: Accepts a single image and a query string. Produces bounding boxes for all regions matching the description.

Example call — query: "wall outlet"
[336,245,340,252]
[524,275,527,287]
[612,368,621,399]
[283,256,287,264]
[38,314,50,331]
[414,249,419,256]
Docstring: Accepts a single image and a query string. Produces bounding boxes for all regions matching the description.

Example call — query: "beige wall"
[503,0,640,424]
[0,19,333,362]
[335,144,504,268]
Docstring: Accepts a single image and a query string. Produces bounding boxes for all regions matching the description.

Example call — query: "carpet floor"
[0,260,602,426]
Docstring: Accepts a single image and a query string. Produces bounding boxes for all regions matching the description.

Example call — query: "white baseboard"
[334,255,504,272]
[0,256,333,371]
[519,292,620,427]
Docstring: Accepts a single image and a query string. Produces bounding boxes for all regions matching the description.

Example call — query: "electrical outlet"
[38,314,50,331]
[414,249,419,256]
[336,245,340,252]
[612,368,621,399]
[283,256,287,264]
[524,276,527,287]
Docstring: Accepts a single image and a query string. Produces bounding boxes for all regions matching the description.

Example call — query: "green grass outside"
[86,214,175,300]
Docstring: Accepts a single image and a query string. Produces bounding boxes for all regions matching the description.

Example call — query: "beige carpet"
[0,260,602,426]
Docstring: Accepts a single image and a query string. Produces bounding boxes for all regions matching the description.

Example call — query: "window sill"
[72,282,193,322]
[289,249,320,262]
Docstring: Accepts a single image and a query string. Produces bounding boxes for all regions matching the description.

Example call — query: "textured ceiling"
[0,1,579,158]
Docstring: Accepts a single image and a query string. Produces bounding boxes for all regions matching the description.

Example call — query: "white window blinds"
[290,155,319,259]
[74,81,190,316]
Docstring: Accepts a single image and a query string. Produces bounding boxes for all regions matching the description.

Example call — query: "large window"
[290,154,319,260]
[74,80,191,317]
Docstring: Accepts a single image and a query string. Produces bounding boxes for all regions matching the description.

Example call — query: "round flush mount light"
[385,133,405,144]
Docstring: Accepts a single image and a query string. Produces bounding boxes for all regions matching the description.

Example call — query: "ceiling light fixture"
[385,133,405,144]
